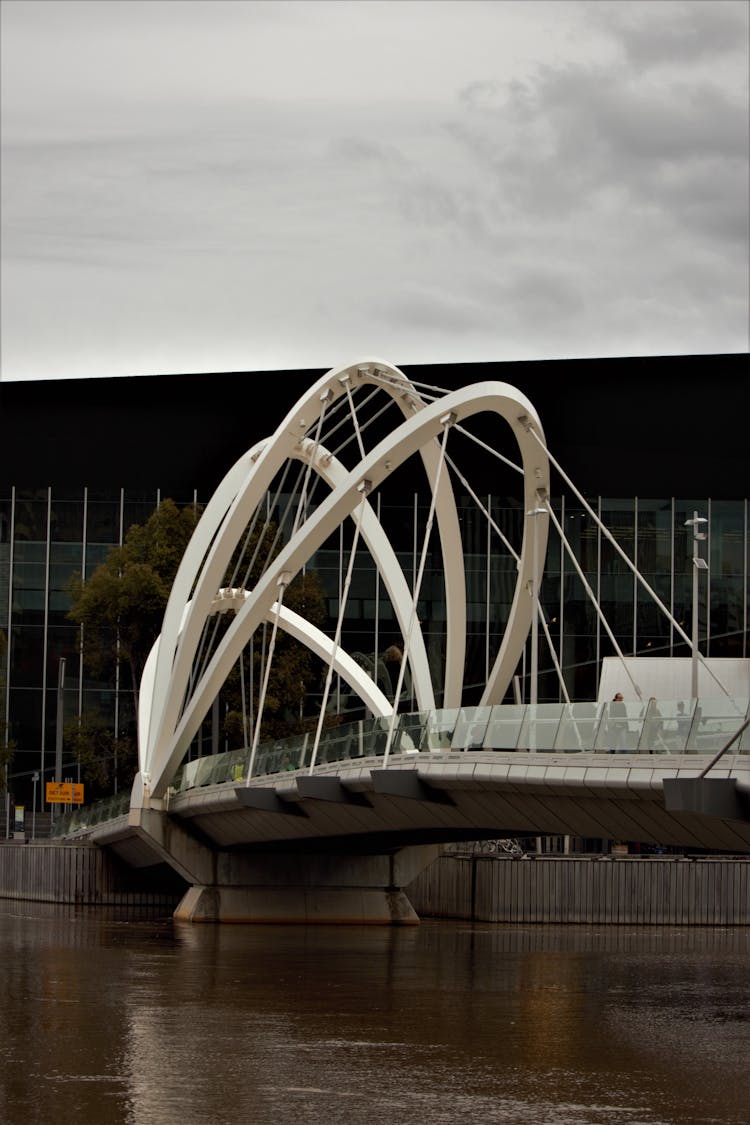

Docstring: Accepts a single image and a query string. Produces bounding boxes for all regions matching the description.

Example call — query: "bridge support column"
[173,844,440,925]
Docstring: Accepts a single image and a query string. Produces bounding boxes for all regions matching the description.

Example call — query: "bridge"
[55,360,750,923]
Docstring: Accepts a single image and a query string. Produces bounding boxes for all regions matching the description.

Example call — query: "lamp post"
[684,512,708,700]
[31,771,39,839]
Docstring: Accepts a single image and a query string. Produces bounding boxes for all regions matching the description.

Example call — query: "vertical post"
[32,771,38,839]
[212,695,220,756]
[39,487,52,806]
[4,486,16,839]
[684,512,707,700]
[52,657,65,823]
[55,658,65,783]
[691,534,699,698]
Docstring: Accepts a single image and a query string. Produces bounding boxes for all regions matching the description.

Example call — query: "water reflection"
[0,901,747,1124]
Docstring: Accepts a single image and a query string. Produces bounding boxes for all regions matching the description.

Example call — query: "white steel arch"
[138,591,393,767]
[136,367,549,804]
[143,360,463,790]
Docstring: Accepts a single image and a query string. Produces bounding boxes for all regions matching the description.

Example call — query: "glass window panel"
[10,625,44,687]
[7,687,44,766]
[12,561,46,590]
[710,501,745,577]
[600,502,635,577]
[13,541,45,563]
[45,625,80,677]
[12,589,45,617]
[0,498,12,545]
[86,501,120,544]
[85,544,113,572]
[12,496,49,541]
[50,500,84,543]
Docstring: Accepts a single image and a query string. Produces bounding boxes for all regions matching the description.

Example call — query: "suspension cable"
[239,648,249,749]
[537,606,572,705]
[341,374,367,460]
[246,574,288,783]
[527,426,734,702]
[383,413,455,765]
[544,500,643,700]
[319,384,382,452]
[308,480,372,774]
[444,452,519,559]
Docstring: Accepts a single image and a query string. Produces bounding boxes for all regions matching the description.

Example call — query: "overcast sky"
[1,0,748,382]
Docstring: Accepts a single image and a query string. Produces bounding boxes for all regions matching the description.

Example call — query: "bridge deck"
[55,702,750,857]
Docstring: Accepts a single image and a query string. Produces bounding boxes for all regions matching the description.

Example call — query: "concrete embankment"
[3,842,749,924]
[407,853,750,925]
[0,840,183,909]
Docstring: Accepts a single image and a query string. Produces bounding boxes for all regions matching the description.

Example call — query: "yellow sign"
[46,782,84,804]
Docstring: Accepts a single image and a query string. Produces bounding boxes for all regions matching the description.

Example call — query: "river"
[0,901,747,1124]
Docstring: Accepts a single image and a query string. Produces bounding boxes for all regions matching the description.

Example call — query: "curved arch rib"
[145,360,461,779]
[147,381,548,799]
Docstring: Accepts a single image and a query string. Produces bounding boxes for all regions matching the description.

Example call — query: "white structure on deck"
[134,360,551,807]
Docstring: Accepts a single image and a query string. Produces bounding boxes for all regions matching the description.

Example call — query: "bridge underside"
[82,751,750,923]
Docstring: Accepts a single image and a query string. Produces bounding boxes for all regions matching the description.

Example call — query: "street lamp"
[31,771,39,839]
[684,512,708,700]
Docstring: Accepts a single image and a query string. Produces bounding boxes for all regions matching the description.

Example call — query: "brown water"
[0,902,748,1125]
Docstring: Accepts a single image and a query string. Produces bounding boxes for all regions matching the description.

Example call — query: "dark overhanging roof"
[1,353,747,498]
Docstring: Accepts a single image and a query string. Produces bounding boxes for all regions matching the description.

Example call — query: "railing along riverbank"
[3,839,748,925]
[407,852,750,925]
[0,839,183,907]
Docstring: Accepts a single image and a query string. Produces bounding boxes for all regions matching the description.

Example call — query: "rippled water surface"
[0,902,748,1124]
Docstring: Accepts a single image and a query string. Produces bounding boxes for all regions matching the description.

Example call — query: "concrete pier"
[174,847,438,924]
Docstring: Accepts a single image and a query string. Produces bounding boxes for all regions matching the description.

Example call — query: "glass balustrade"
[684,698,749,755]
[555,703,604,752]
[484,705,526,750]
[593,700,648,753]
[53,698,750,825]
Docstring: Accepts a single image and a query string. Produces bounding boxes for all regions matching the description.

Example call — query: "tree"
[68,499,202,701]
[63,715,135,796]
[67,499,202,792]
[222,570,329,745]
[67,498,331,780]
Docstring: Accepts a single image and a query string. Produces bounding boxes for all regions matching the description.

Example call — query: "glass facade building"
[1,484,747,809]
[2,352,747,813]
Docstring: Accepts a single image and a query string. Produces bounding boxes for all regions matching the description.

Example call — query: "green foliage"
[63,716,136,798]
[66,499,200,791]
[66,497,332,769]
[67,499,201,692]
[221,570,329,745]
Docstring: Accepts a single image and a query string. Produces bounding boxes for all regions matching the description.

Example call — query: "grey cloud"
[448,56,748,244]
[499,272,585,323]
[328,137,406,167]
[377,289,490,336]
[594,0,749,69]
